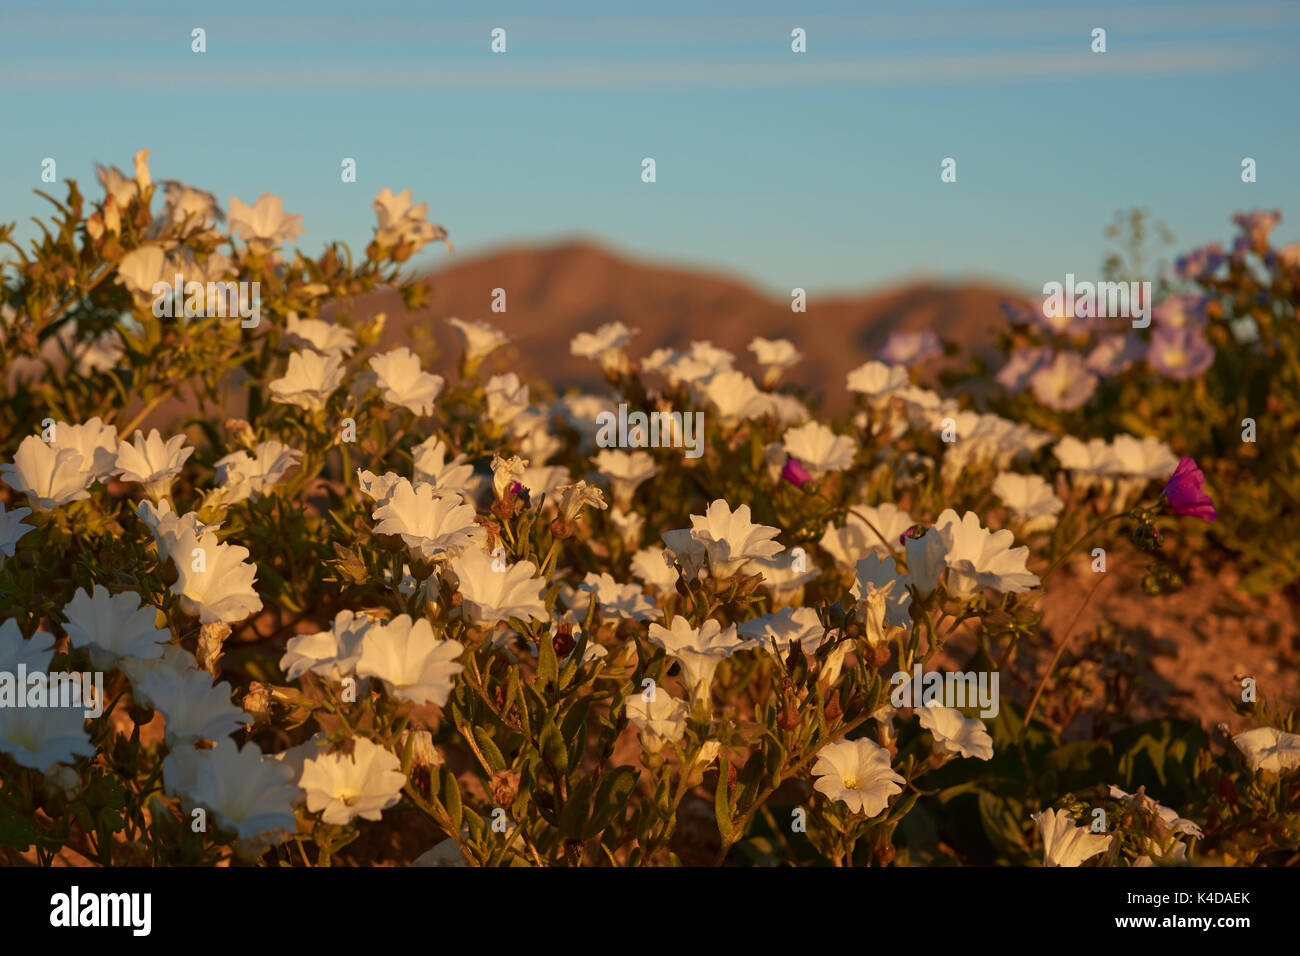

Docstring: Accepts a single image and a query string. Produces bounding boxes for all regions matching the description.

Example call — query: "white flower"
[372,482,485,562]
[934,509,1039,597]
[162,179,222,231]
[163,741,298,854]
[631,547,681,592]
[698,370,769,428]
[819,502,913,569]
[593,450,658,508]
[847,361,909,403]
[414,839,470,867]
[280,610,375,683]
[1109,434,1179,481]
[214,440,303,504]
[62,585,170,670]
[0,688,94,769]
[299,737,406,825]
[647,616,744,704]
[1033,808,1112,867]
[0,502,34,564]
[738,606,828,657]
[689,499,783,578]
[490,454,529,501]
[750,554,821,606]
[992,472,1064,533]
[1233,727,1300,775]
[412,437,476,495]
[570,322,639,374]
[916,706,993,760]
[372,188,446,252]
[285,312,356,357]
[169,526,263,624]
[228,193,305,246]
[356,615,464,707]
[851,554,913,643]
[554,479,608,525]
[137,500,220,563]
[356,469,403,506]
[0,619,55,674]
[1,435,93,509]
[48,417,119,480]
[904,527,946,597]
[269,350,344,412]
[563,572,656,623]
[781,421,857,477]
[115,246,169,296]
[369,347,445,416]
[1107,786,1203,839]
[766,393,810,427]
[1054,436,1120,492]
[114,429,194,501]
[661,529,708,581]
[447,317,509,365]
[485,373,530,428]
[626,690,689,753]
[450,547,548,624]
[522,465,573,506]
[134,665,246,745]
[749,337,802,383]
[811,738,904,817]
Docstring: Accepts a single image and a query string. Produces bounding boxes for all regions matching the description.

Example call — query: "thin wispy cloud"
[4,46,1286,90]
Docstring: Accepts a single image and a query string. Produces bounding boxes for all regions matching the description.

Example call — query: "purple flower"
[1029,351,1098,411]
[996,346,1053,393]
[1146,327,1215,381]
[1163,457,1217,522]
[780,456,812,488]
[1000,301,1037,326]
[879,330,942,366]
[1175,243,1225,280]
[507,480,531,508]
[1153,294,1208,331]
[1233,209,1282,247]
[1086,333,1146,377]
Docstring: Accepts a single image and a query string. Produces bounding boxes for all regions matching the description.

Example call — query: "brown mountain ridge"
[344,239,1028,409]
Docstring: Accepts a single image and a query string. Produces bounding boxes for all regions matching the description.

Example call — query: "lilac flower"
[996,346,1053,394]
[1174,243,1224,280]
[1163,457,1217,522]
[1232,209,1282,248]
[1147,327,1214,381]
[1029,352,1098,411]
[879,330,941,366]
[1086,334,1146,377]
[780,457,812,489]
[999,301,1037,326]
[1152,294,1207,331]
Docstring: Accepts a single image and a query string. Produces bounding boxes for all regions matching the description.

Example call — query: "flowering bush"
[1,152,1296,867]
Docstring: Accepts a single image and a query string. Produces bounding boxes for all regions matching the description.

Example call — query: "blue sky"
[2,0,1298,296]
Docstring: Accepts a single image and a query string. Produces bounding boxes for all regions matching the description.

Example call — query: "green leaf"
[538,717,568,778]
[977,790,1027,860]
[537,633,558,693]
[472,726,507,772]
[585,766,638,839]
[0,801,38,851]
[440,766,463,833]
[715,759,734,840]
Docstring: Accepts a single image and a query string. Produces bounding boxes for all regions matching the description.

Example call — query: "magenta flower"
[781,456,812,488]
[1163,457,1217,522]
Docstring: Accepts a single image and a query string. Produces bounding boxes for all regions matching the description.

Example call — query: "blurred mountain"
[340,239,1028,410]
